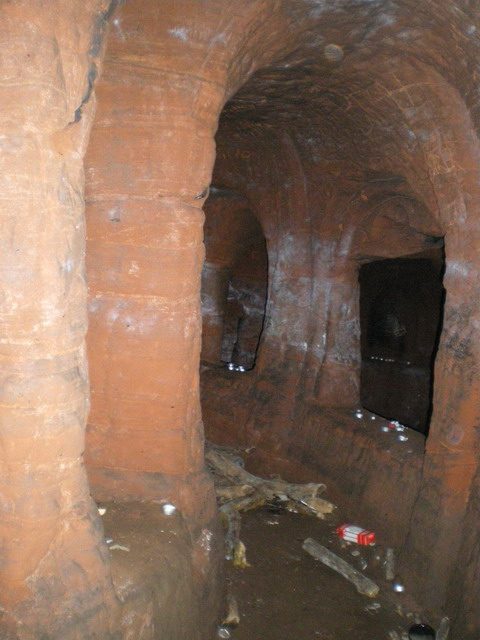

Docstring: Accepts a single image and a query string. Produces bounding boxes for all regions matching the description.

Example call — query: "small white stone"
[393,581,405,593]
[398,434,409,442]
[98,507,106,516]
[162,503,176,516]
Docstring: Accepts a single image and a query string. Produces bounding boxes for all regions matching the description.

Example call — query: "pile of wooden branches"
[206,442,335,567]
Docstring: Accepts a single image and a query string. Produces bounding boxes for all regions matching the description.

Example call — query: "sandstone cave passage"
[359,247,445,435]
[3,2,480,640]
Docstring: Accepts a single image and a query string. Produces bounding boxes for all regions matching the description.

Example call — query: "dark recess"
[359,247,445,435]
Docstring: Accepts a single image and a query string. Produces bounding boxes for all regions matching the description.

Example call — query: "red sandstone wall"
[0,2,120,638]
[0,0,296,637]
[83,0,297,513]
[82,1,303,637]
[201,55,480,634]
[3,0,480,637]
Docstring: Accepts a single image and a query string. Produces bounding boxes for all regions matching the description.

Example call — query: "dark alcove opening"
[200,188,268,372]
[359,247,445,435]
[219,239,268,370]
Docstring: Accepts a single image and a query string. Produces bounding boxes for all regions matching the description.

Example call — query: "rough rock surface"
[0,2,121,637]
[2,0,480,638]
[200,2,480,637]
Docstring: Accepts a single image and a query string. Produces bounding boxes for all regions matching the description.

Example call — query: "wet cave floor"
[224,508,426,640]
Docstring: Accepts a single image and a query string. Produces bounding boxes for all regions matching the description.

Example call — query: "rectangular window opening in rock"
[359,245,446,436]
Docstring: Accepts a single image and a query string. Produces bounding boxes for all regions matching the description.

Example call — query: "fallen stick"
[216,484,256,501]
[385,547,395,581]
[302,538,379,598]
[222,492,267,514]
[206,445,334,517]
[436,617,449,640]
[207,443,337,568]
[219,504,242,561]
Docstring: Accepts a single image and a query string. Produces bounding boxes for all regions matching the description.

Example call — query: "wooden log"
[206,446,334,516]
[436,617,449,640]
[206,446,263,486]
[302,538,379,598]
[385,547,395,581]
[225,493,267,513]
[220,504,242,560]
[216,484,256,501]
